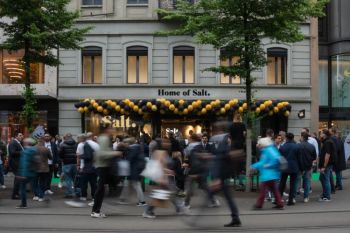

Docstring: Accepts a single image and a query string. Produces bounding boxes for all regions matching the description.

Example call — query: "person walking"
[91,128,122,218]
[251,137,284,210]
[43,134,59,195]
[8,132,24,199]
[59,133,78,198]
[330,129,346,191]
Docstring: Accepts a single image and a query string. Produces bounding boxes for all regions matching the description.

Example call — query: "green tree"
[158,0,327,191]
[0,0,90,132]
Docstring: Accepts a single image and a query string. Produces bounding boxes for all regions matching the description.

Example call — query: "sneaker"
[91,212,106,218]
[33,196,39,201]
[208,199,220,208]
[80,197,87,201]
[303,198,309,203]
[88,201,94,207]
[318,197,331,202]
[224,219,242,227]
[58,182,63,188]
[65,201,86,208]
[46,190,54,195]
[283,192,289,197]
[136,202,147,207]
[142,212,156,219]
[38,198,45,202]
[1,185,6,189]
[16,205,27,209]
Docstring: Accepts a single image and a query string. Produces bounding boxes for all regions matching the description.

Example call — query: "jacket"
[94,135,119,168]
[59,139,77,165]
[298,141,317,171]
[251,145,281,182]
[36,146,52,173]
[126,143,145,180]
[332,136,346,172]
[8,139,24,173]
[209,133,232,179]
[18,147,37,178]
[279,141,302,174]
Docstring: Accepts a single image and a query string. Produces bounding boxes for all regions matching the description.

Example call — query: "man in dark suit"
[43,134,59,194]
[8,132,24,199]
[200,133,212,152]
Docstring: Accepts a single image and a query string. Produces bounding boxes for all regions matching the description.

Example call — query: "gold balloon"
[169,104,175,111]
[220,108,226,114]
[183,109,189,115]
[84,107,88,112]
[206,104,212,111]
[151,105,158,111]
[115,105,121,112]
[255,107,261,114]
[273,107,279,113]
[138,109,143,115]
[90,99,96,104]
[197,100,202,105]
[188,105,193,111]
[146,102,152,108]
[103,109,109,115]
[243,103,247,110]
[97,106,103,112]
[120,109,125,114]
[84,98,90,102]
[201,108,207,114]
[178,99,185,105]
[110,102,117,108]
[224,104,230,110]
[93,102,99,108]
[133,106,139,112]
[284,111,290,117]
[284,102,289,107]
[267,100,273,106]
[128,102,134,108]
[277,103,283,109]
[124,99,130,104]
[229,100,235,106]
[78,107,84,113]
[165,101,171,107]
[192,102,198,108]
[260,104,266,110]
[238,107,244,113]
[215,99,221,106]
[174,108,179,114]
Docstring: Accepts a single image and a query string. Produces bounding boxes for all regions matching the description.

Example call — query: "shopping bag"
[140,159,163,182]
[118,160,130,176]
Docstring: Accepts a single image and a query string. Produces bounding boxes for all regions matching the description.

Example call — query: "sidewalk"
[0,170,349,217]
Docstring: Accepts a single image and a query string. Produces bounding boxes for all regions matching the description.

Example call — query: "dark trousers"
[12,174,20,198]
[45,165,54,191]
[330,170,335,192]
[92,167,109,213]
[279,172,298,204]
[20,177,36,206]
[34,172,48,198]
[256,180,283,208]
[80,172,97,199]
[184,174,214,206]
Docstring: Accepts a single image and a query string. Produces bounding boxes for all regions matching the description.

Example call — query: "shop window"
[82,46,102,84]
[127,46,148,84]
[220,54,241,84]
[319,59,329,106]
[331,54,350,107]
[82,0,102,5]
[127,0,148,4]
[0,49,44,84]
[173,46,195,84]
[267,47,287,85]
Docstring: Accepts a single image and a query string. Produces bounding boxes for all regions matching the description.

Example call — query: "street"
[0,171,350,233]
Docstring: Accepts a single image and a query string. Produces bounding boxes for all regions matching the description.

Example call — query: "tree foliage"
[0,0,91,132]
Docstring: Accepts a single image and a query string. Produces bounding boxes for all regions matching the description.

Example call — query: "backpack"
[83,142,94,161]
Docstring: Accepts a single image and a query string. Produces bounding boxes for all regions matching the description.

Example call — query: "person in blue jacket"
[251,137,284,210]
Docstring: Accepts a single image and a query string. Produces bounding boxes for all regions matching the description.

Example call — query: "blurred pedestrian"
[43,134,59,195]
[8,132,24,200]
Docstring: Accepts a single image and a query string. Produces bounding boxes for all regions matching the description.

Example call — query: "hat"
[257,137,273,147]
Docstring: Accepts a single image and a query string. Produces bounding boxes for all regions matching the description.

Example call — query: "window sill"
[81,5,103,8]
[126,4,149,7]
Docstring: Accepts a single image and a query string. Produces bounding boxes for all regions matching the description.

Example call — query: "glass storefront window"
[0,49,44,84]
[331,55,350,107]
[319,59,329,106]
[0,111,47,143]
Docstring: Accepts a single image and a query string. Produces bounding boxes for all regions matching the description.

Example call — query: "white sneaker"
[283,192,289,197]
[303,198,309,203]
[88,201,94,207]
[318,197,331,202]
[47,190,54,195]
[38,198,45,202]
[80,197,87,201]
[1,185,6,189]
[33,196,39,201]
[58,182,63,188]
[208,199,220,208]
[142,212,156,219]
[91,212,106,218]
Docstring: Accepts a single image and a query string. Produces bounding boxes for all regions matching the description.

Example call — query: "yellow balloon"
[188,105,193,111]
[197,100,202,105]
[84,98,90,102]
[169,104,175,111]
[178,99,185,105]
[110,102,116,108]
[284,102,289,107]
[174,108,179,114]
[215,99,221,105]
[93,103,99,108]
[277,103,283,109]
[255,107,261,114]
[229,100,235,106]
[192,102,198,108]
[84,107,88,112]
[106,100,112,105]
[124,99,130,104]
[206,104,212,111]
[273,107,279,113]
[201,108,207,114]
[78,107,84,113]
[129,102,135,108]
[260,104,266,110]
[97,106,103,112]
[146,102,152,108]
[284,111,290,117]
[103,109,109,115]
[151,105,158,111]
[133,106,139,112]
[268,100,273,106]
[120,109,125,114]
[165,101,171,107]
[115,105,121,112]
[138,109,143,115]
[183,109,189,115]
[220,108,226,114]
[243,103,247,110]
[224,104,230,110]
[90,99,96,104]
[238,107,244,113]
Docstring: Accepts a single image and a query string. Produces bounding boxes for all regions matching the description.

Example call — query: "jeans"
[335,171,343,189]
[80,172,97,199]
[184,174,215,206]
[329,170,335,192]
[92,167,109,213]
[20,177,36,206]
[302,169,312,198]
[279,172,298,204]
[256,180,283,208]
[0,164,4,185]
[62,164,77,196]
[319,165,332,199]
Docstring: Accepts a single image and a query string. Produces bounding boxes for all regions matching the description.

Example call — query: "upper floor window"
[82,0,102,5]
[173,46,195,84]
[127,46,148,84]
[0,49,44,84]
[267,47,287,85]
[127,0,148,4]
[82,46,102,84]
[220,49,241,84]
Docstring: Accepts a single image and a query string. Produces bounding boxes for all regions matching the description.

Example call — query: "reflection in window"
[173,46,194,84]
[82,46,102,84]
[82,0,102,5]
[267,48,287,85]
[127,46,148,84]
[0,49,44,84]
[331,55,350,107]
[319,59,328,106]
[220,56,241,84]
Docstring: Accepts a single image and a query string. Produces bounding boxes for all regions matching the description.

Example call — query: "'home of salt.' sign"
[158,89,211,97]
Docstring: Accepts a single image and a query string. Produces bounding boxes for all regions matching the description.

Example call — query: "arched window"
[267,47,288,85]
[127,46,148,84]
[173,46,195,84]
[82,46,102,84]
[220,48,241,84]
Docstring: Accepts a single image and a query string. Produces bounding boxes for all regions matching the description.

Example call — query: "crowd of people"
[0,121,348,228]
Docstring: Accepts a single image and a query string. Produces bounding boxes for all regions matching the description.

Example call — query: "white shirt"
[86,140,100,152]
[76,142,85,169]
[308,137,319,158]
[44,142,53,165]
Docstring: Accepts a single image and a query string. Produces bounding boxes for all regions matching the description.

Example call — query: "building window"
[319,59,329,106]
[0,49,44,84]
[82,0,102,5]
[173,46,195,84]
[127,0,148,4]
[267,47,287,85]
[331,54,350,108]
[127,46,148,84]
[82,46,102,84]
[220,53,241,84]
